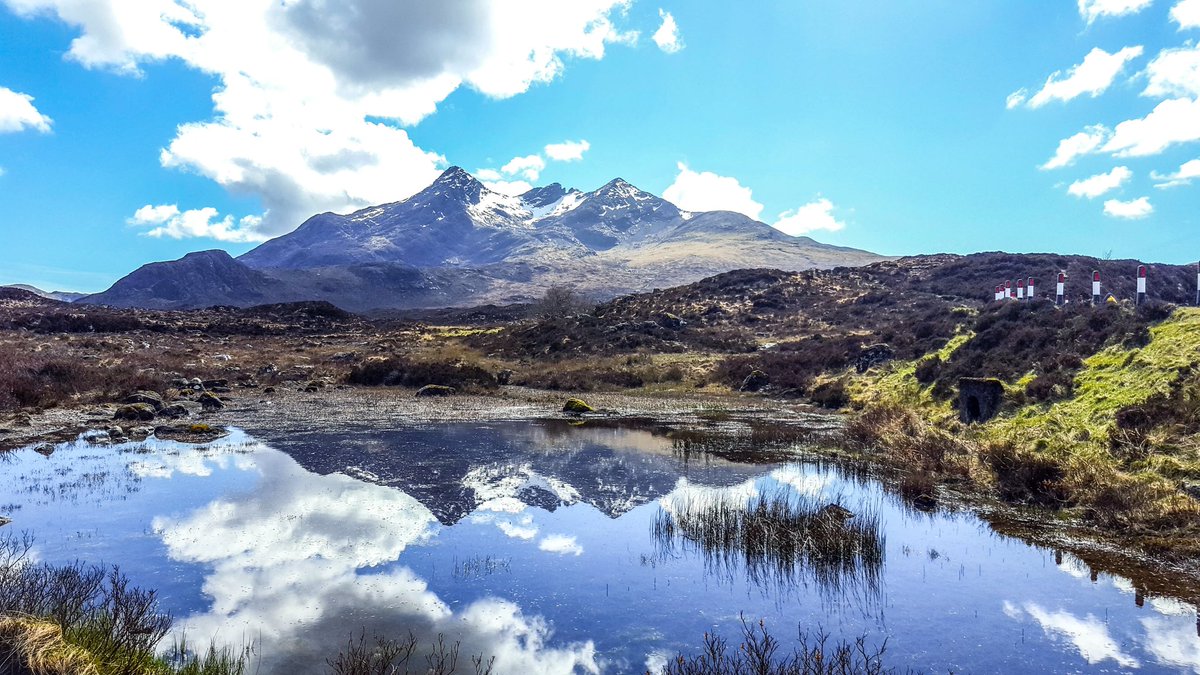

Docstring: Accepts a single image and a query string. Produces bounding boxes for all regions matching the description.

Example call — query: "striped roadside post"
[1056,272,1066,306]
[1092,270,1101,306]
[1027,277,1036,301]
[1136,265,1147,306]
[1017,279,1025,301]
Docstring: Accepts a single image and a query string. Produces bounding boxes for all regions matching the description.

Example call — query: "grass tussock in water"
[652,615,895,675]
[0,535,248,675]
[327,631,494,675]
[652,489,884,597]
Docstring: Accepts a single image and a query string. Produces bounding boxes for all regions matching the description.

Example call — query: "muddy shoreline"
[3,383,1199,603]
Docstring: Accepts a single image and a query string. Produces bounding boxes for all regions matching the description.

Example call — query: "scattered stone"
[562,398,595,414]
[497,369,516,385]
[958,377,1005,424]
[124,390,165,411]
[13,413,32,428]
[159,404,191,419]
[129,426,154,438]
[657,312,686,329]
[202,379,229,389]
[855,344,895,374]
[816,503,854,523]
[0,517,10,528]
[415,384,456,397]
[739,370,769,392]
[33,443,54,457]
[263,386,276,394]
[198,392,225,410]
[114,403,156,422]
[154,423,229,444]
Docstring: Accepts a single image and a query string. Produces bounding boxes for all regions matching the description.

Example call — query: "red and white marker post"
[1136,265,1147,306]
[1027,277,1035,301]
[994,285,1002,302]
[1092,270,1102,306]
[1006,280,1014,300]
[1056,272,1066,306]
[1017,279,1025,300]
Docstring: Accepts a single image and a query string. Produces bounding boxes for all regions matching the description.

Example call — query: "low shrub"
[345,356,497,390]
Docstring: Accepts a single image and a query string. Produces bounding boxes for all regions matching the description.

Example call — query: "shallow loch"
[3,419,1199,674]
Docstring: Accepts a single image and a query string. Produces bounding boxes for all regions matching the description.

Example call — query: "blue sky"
[1,0,1198,292]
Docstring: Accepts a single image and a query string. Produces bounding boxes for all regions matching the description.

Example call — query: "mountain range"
[81,167,884,311]
[2,284,86,303]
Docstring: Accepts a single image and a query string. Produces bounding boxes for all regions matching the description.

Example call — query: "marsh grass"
[652,489,884,600]
[0,535,246,675]
[653,615,894,675]
[326,631,494,675]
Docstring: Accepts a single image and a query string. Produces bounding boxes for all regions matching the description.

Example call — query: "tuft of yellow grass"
[0,616,99,675]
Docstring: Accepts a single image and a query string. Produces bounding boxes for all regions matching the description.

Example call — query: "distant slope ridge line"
[82,167,885,311]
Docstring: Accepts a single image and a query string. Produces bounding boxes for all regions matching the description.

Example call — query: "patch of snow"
[364,236,392,252]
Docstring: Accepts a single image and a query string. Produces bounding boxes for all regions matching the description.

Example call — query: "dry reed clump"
[843,404,970,507]
[327,631,494,675]
[653,615,894,675]
[652,490,884,599]
[0,616,99,675]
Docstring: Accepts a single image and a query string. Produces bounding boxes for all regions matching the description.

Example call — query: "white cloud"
[1078,0,1155,23]
[544,139,590,161]
[1023,46,1143,108]
[1067,166,1132,197]
[1006,88,1028,109]
[152,448,601,674]
[1007,602,1140,668]
[1142,43,1200,98]
[5,0,637,238]
[501,154,546,181]
[128,203,268,243]
[0,85,52,133]
[538,534,583,556]
[1043,124,1111,169]
[1103,195,1154,218]
[652,9,683,54]
[1102,96,1200,156]
[482,179,535,196]
[1152,157,1200,186]
[772,198,846,236]
[662,162,764,219]
[1171,0,1200,28]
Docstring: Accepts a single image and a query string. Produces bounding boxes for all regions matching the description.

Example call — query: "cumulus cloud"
[1171,0,1200,28]
[501,154,546,181]
[662,162,764,219]
[1152,157,1200,187]
[1067,166,1132,197]
[538,534,583,556]
[481,179,535,196]
[1005,88,1029,109]
[0,85,52,133]
[1021,46,1144,108]
[1078,0,1155,23]
[154,448,600,674]
[1004,601,1140,668]
[129,203,268,243]
[1142,43,1200,98]
[652,9,683,54]
[544,139,590,161]
[772,199,846,236]
[4,0,638,239]
[1043,125,1111,169]
[1103,196,1154,218]
[1102,96,1200,156]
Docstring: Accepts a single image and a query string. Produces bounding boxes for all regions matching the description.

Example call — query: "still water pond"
[3,420,1200,673]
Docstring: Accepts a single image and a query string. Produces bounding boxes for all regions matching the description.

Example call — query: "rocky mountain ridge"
[83,167,884,311]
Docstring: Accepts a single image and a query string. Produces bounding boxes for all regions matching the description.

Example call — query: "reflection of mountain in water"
[264,420,777,525]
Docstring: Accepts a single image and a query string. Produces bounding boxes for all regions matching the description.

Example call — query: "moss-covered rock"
[123,390,164,411]
[114,403,156,421]
[198,392,225,410]
[415,384,456,397]
[739,370,769,392]
[562,398,595,413]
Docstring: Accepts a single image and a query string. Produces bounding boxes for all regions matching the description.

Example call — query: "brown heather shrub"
[978,442,1068,506]
[345,356,497,390]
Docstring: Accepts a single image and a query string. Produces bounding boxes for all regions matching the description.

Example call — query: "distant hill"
[3,284,85,303]
[81,167,883,311]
